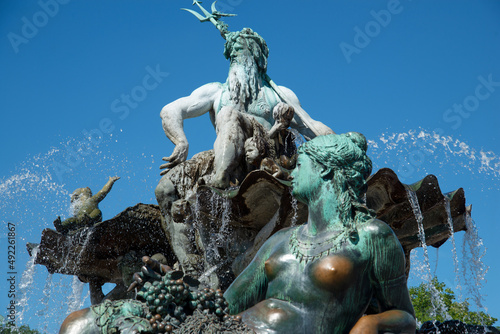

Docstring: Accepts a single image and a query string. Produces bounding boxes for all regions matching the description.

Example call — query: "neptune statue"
[57,3,417,333]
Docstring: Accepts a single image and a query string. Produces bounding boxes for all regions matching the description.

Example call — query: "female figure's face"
[291,153,323,203]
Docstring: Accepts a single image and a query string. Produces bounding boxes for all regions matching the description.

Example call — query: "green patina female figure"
[224,132,416,333]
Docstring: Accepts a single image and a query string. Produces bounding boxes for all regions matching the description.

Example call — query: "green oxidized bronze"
[224,133,416,333]
[60,257,248,333]
[53,176,120,233]
[57,4,419,333]
[59,299,152,334]
[92,299,151,334]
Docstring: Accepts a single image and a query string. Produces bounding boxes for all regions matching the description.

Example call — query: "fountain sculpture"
[26,2,497,333]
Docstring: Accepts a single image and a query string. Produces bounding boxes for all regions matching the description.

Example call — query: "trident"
[181,1,331,136]
[181,1,236,39]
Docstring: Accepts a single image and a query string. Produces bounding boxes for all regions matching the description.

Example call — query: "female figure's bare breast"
[238,228,374,333]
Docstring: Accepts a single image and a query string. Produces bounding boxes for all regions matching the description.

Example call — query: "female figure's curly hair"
[298,132,374,232]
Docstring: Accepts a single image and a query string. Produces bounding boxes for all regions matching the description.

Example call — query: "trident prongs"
[181,1,236,38]
[210,1,237,19]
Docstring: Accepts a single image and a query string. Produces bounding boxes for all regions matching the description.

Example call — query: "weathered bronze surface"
[224,133,416,333]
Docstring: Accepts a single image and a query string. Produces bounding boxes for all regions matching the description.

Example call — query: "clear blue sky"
[1,1,499,332]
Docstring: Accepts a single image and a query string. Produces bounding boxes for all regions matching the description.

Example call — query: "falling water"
[289,128,305,148]
[36,274,53,333]
[207,192,222,261]
[76,228,93,262]
[444,198,461,296]
[1,149,69,329]
[0,134,157,332]
[218,196,232,250]
[406,189,430,274]
[368,129,500,184]
[66,227,94,314]
[406,188,449,323]
[67,277,86,313]
[461,212,488,311]
[191,190,234,288]
[433,247,439,277]
[370,129,495,317]
[17,245,39,324]
[198,264,219,282]
[204,187,233,263]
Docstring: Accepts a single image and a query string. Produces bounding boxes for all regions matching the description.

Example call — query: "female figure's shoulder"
[260,225,296,252]
[359,218,397,239]
[244,225,296,265]
[358,218,403,254]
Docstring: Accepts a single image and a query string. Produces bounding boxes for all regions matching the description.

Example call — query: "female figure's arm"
[351,220,416,334]
[223,230,287,314]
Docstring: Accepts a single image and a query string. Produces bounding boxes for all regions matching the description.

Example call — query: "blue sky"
[1,0,499,332]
